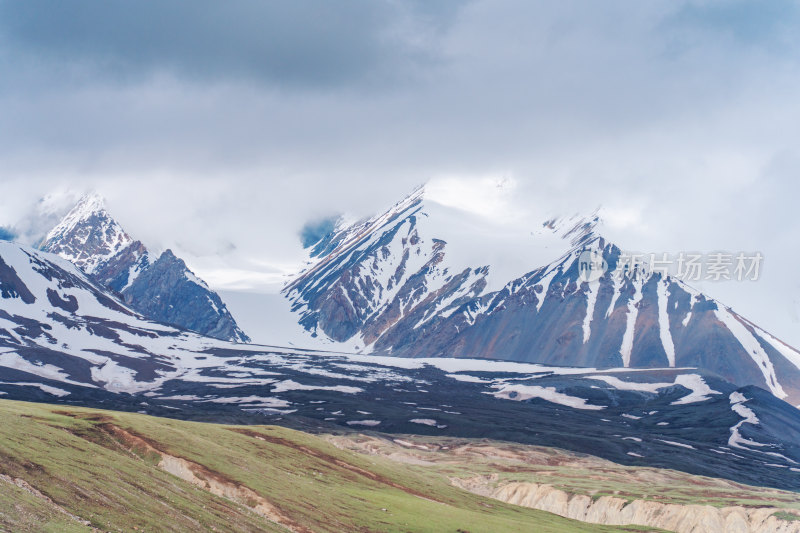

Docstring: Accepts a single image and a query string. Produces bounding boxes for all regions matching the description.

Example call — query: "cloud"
[0,0,465,88]
[665,0,800,49]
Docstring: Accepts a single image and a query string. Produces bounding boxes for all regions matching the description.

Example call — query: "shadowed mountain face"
[122,250,247,342]
[286,187,800,405]
[39,194,249,343]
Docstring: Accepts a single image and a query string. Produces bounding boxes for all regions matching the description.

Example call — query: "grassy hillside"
[0,399,646,533]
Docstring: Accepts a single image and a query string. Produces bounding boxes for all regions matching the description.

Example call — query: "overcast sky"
[1,0,799,344]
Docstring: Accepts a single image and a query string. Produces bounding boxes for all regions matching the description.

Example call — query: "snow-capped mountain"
[39,194,249,342]
[0,241,229,392]
[1,241,800,492]
[38,193,134,275]
[286,187,800,406]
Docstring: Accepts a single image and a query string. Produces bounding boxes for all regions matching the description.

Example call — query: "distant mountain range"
[38,194,249,343]
[0,239,799,492]
[13,188,800,408]
[286,186,800,406]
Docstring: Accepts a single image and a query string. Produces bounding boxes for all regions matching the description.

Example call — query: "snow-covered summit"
[41,193,133,274]
[44,192,106,233]
[285,185,603,349]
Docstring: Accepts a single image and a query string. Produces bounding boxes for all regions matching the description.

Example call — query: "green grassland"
[0,399,653,533]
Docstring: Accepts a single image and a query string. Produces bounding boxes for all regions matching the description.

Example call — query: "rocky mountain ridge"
[39,194,249,342]
[286,187,800,405]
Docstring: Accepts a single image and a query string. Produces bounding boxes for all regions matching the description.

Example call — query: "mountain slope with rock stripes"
[286,187,800,405]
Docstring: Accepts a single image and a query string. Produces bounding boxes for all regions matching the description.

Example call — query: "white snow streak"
[582,281,599,343]
[670,374,721,405]
[346,420,381,427]
[587,373,720,405]
[490,384,605,410]
[0,381,69,397]
[715,308,786,399]
[656,280,676,367]
[605,274,623,318]
[620,280,643,367]
[728,392,765,450]
[657,439,696,450]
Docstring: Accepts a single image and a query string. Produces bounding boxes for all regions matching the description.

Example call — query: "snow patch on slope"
[582,281,599,343]
[670,374,721,405]
[490,384,605,410]
[587,373,720,405]
[716,308,786,399]
[0,381,70,397]
[728,392,765,450]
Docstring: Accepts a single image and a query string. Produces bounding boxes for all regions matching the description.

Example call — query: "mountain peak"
[48,192,107,233]
[40,193,132,274]
[74,191,105,213]
[160,248,179,262]
[37,194,249,342]
[285,187,800,405]
[537,211,601,249]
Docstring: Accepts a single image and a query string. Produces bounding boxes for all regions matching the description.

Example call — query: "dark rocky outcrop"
[122,250,246,342]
